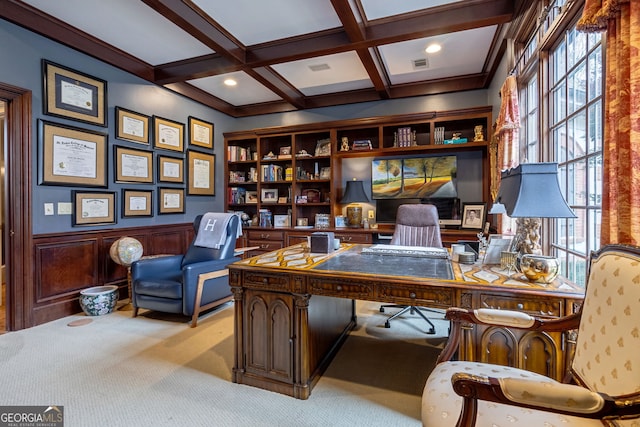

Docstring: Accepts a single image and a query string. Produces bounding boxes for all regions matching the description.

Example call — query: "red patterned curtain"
[577,0,640,245]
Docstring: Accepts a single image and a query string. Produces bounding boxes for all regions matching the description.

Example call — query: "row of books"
[261,164,284,182]
[228,145,252,162]
[394,126,416,147]
[228,187,246,204]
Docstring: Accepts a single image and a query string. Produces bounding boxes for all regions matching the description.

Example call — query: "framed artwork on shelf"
[115,107,150,145]
[158,187,184,214]
[122,189,153,218]
[246,191,258,204]
[188,116,213,150]
[114,146,153,184]
[153,116,184,152]
[319,167,331,180]
[157,154,184,184]
[187,150,215,195]
[273,214,289,227]
[42,59,107,127]
[335,216,347,228]
[261,188,278,203]
[314,138,331,156]
[72,190,116,226]
[461,202,486,230]
[39,120,107,187]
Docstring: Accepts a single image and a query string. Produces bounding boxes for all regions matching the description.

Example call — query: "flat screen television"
[375,197,460,224]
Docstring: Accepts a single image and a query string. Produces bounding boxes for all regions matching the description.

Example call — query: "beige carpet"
[0,300,448,427]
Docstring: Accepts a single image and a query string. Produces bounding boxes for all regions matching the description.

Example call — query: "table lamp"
[494,163,576,283]
[340,179,369,228]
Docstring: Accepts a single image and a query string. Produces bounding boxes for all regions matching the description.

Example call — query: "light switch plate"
[44,203,54,216]
[57,202,72,215]
[368,210,375,219]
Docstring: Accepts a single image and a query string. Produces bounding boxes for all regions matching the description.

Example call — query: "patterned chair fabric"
[421,244,640,426]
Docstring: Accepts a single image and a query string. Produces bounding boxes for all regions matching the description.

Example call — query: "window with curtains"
[516,3,603,286]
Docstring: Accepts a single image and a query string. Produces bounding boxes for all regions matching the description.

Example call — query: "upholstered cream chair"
[422,244,640,426]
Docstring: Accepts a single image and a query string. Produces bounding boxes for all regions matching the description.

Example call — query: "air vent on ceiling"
[412,58,429,69]
[309,63,331,72]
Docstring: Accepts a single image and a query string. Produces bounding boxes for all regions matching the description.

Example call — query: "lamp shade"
[496,163,576,218]
[340,180,369,204]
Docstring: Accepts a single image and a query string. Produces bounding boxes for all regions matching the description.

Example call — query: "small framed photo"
[246,191,258,204]
[278,196,288,204]
[461,202,487,230]
[483,235,513,265]
[158,187,184,214]
[72,190,116,226]
[153,116,184,152]
[187,150,215,196]
[314,138,331,156]
[261,188,278,203]
[335,216,347,228]
[157,154,184,184]
[295,195,308,204]
[122,189,153,218]
[115,107,149,145]
[319,167,331,180]
[188,116,213,150]
[274,214,289,228]
[114,146,153,184]
[39,120,107,187]
[42,60,107,127]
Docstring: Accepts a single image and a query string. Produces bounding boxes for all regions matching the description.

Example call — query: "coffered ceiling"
[1,0,523,117]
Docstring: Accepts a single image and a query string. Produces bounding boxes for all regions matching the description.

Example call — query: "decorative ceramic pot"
[519,254,559,284]
[79,285,119,316]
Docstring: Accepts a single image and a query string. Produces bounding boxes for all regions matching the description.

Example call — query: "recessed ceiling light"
[309,63,331,72]
[425,44,442,54]
[224,78,237,86]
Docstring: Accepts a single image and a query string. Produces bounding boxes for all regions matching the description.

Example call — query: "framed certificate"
[187,150,215,196]
[153,116,184,152]
[157,154,184,183]
[39,120,107,187]
[114,146,153,184]
[188,116,213,150]
[72,190,116,226]
[42,59,107,127]
[115,107,150,145]
[122,189,153,218]
[158,187,184,214]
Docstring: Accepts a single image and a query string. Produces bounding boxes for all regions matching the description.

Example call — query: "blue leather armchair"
[131,214,240,327]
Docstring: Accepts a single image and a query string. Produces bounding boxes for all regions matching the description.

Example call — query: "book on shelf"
[261,164,283,182]
[352,139,372,150]
[228,187,246,204]
[227,146,250,162]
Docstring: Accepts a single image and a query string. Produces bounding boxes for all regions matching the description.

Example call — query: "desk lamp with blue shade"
[341,179,369,228]
[494,163,576,283]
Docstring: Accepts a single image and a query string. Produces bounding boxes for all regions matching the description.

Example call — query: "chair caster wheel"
[427,327,435,334]
[384,321,391,328]
[380,307,385,313]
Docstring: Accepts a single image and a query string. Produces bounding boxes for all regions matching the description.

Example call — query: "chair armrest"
[182,257,240,283]
[436,307,582,363]
[451,373,640,423]
[131,255,183,280]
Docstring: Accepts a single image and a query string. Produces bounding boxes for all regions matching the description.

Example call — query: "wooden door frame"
[1,82,33,331]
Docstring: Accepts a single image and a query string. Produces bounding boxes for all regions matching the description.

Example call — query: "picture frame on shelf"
[114,145,153,184]
[157,154,184,184]
[461,202,486,230]
[39,120,107,188]
[158,187,184,214]
[261,188,278,203]
[72,190,116,226]
[42,59,107,127]
[334,216,347,228]
[187,150,215,196]
[273,214,289,228]
[153,116,184,152]
[314,138,331,156]
[122,189,153,218]
[188,116,213,150]
[246,191,258,204]
[277,196,288,204]
[115,107,149,145]
[319,167,331,180]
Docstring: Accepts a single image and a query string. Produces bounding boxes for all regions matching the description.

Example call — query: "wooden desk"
[228,244,584,399]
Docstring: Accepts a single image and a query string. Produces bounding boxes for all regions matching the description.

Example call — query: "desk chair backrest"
[390,204,443,248]
[182,214,239,267]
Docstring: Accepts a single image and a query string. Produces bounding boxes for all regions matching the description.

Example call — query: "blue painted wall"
[0,18,498,235]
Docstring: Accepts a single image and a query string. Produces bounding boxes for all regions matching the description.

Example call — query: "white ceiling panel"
[378,26,497,84]
[272,51,373,96]
[188,72,282,106]
[22,0,212,65]
[360,0,463,20]
[192,0,342,46]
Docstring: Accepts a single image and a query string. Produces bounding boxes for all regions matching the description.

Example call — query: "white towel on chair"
[194,212,240,249]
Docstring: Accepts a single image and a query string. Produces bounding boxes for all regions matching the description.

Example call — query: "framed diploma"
[42,60,107,127]
[157,154,184,184]
[187,150,215,196]
[39,120,107,187]
[72,190,116,226]
[122,189,153,218]
[188,116,213,150]
[158,187,185,214]
[153,116,184,152]
[114,146,153,184]
[115,107,150,145]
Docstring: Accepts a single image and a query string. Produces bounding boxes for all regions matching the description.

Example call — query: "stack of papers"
[361,245,449,259]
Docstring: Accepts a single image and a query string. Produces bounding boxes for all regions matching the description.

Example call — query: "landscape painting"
[371,155,457,199]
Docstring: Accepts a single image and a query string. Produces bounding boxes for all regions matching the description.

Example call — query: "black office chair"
[379,204,444,334]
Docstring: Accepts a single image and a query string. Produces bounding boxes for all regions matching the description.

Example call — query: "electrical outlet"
[368,210,375,219]
[44,203,54,216]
